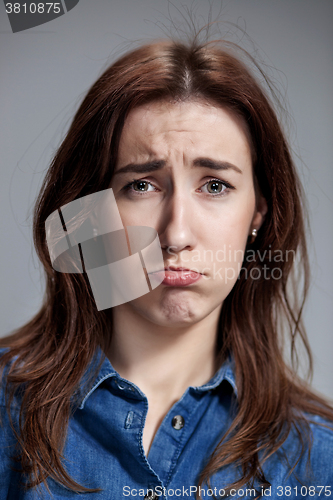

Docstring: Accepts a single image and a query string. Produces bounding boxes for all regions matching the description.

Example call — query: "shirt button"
[145,491,159,499]
[172,415,185,430]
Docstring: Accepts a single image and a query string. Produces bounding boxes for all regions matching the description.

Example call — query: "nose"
[158,190,197,258]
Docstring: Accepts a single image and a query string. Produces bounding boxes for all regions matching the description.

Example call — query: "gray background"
[0,0,332,399]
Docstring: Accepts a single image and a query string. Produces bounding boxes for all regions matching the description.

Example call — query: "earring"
[250,228,257,243]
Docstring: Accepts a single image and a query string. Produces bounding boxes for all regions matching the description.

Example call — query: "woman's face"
[111,100,266,328]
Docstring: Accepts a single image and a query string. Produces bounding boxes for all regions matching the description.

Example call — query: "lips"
[150,266,203,287]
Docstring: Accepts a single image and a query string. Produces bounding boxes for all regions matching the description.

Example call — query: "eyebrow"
[193,158,243,174]
[114,157,242,175]
[114,160,166,175]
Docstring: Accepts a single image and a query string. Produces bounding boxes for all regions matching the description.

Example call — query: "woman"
[0,38,332,499]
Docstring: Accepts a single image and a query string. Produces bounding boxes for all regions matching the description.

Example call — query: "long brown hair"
[1,38,332,495]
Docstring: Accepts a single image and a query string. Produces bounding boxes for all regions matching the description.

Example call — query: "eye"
[206,180,225,194]
[122,179,157,195]
[200,179,233,196]
[132,180,152,192]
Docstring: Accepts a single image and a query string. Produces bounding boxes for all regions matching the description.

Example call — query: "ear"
[250,193,268,234]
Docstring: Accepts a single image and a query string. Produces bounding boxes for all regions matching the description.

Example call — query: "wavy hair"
[1,38,332,495]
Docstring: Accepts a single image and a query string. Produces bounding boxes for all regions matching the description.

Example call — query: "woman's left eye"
[200,179,232,195]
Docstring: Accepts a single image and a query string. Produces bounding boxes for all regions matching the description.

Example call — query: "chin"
[131,291,207,328]
[160,300,196,324]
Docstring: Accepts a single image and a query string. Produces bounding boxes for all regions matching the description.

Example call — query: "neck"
[106,304,221,403]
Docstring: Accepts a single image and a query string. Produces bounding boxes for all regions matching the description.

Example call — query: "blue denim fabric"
[0,347,332,499]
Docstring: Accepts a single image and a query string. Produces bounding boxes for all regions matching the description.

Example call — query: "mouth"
[149,266,203,287]
[165,266,203,274]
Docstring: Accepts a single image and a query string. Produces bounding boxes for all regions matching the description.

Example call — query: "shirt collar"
[192,353,237,395]
[74,347,237,410]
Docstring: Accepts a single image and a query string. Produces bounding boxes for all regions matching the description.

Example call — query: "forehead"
[116,100,253,168]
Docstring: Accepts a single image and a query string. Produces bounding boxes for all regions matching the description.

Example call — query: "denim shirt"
[0,347,332,500]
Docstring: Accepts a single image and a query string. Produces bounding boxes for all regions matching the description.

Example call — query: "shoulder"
[0,348,23,493]
[209,412,333,498]
[0,347,11,407]
[302,412,333,456]
[0,347,22,409]
[265,412,333,488]
[306,413,333,478]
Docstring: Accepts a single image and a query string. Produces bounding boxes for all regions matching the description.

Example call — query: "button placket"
[145,391,196,483]
[125,410,134,429]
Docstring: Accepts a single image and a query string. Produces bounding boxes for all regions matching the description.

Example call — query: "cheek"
[203,199,255,247]
[115,200,157,228]
[198,198,255,274]
[200,224,247,274]
[222,211,252,246]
